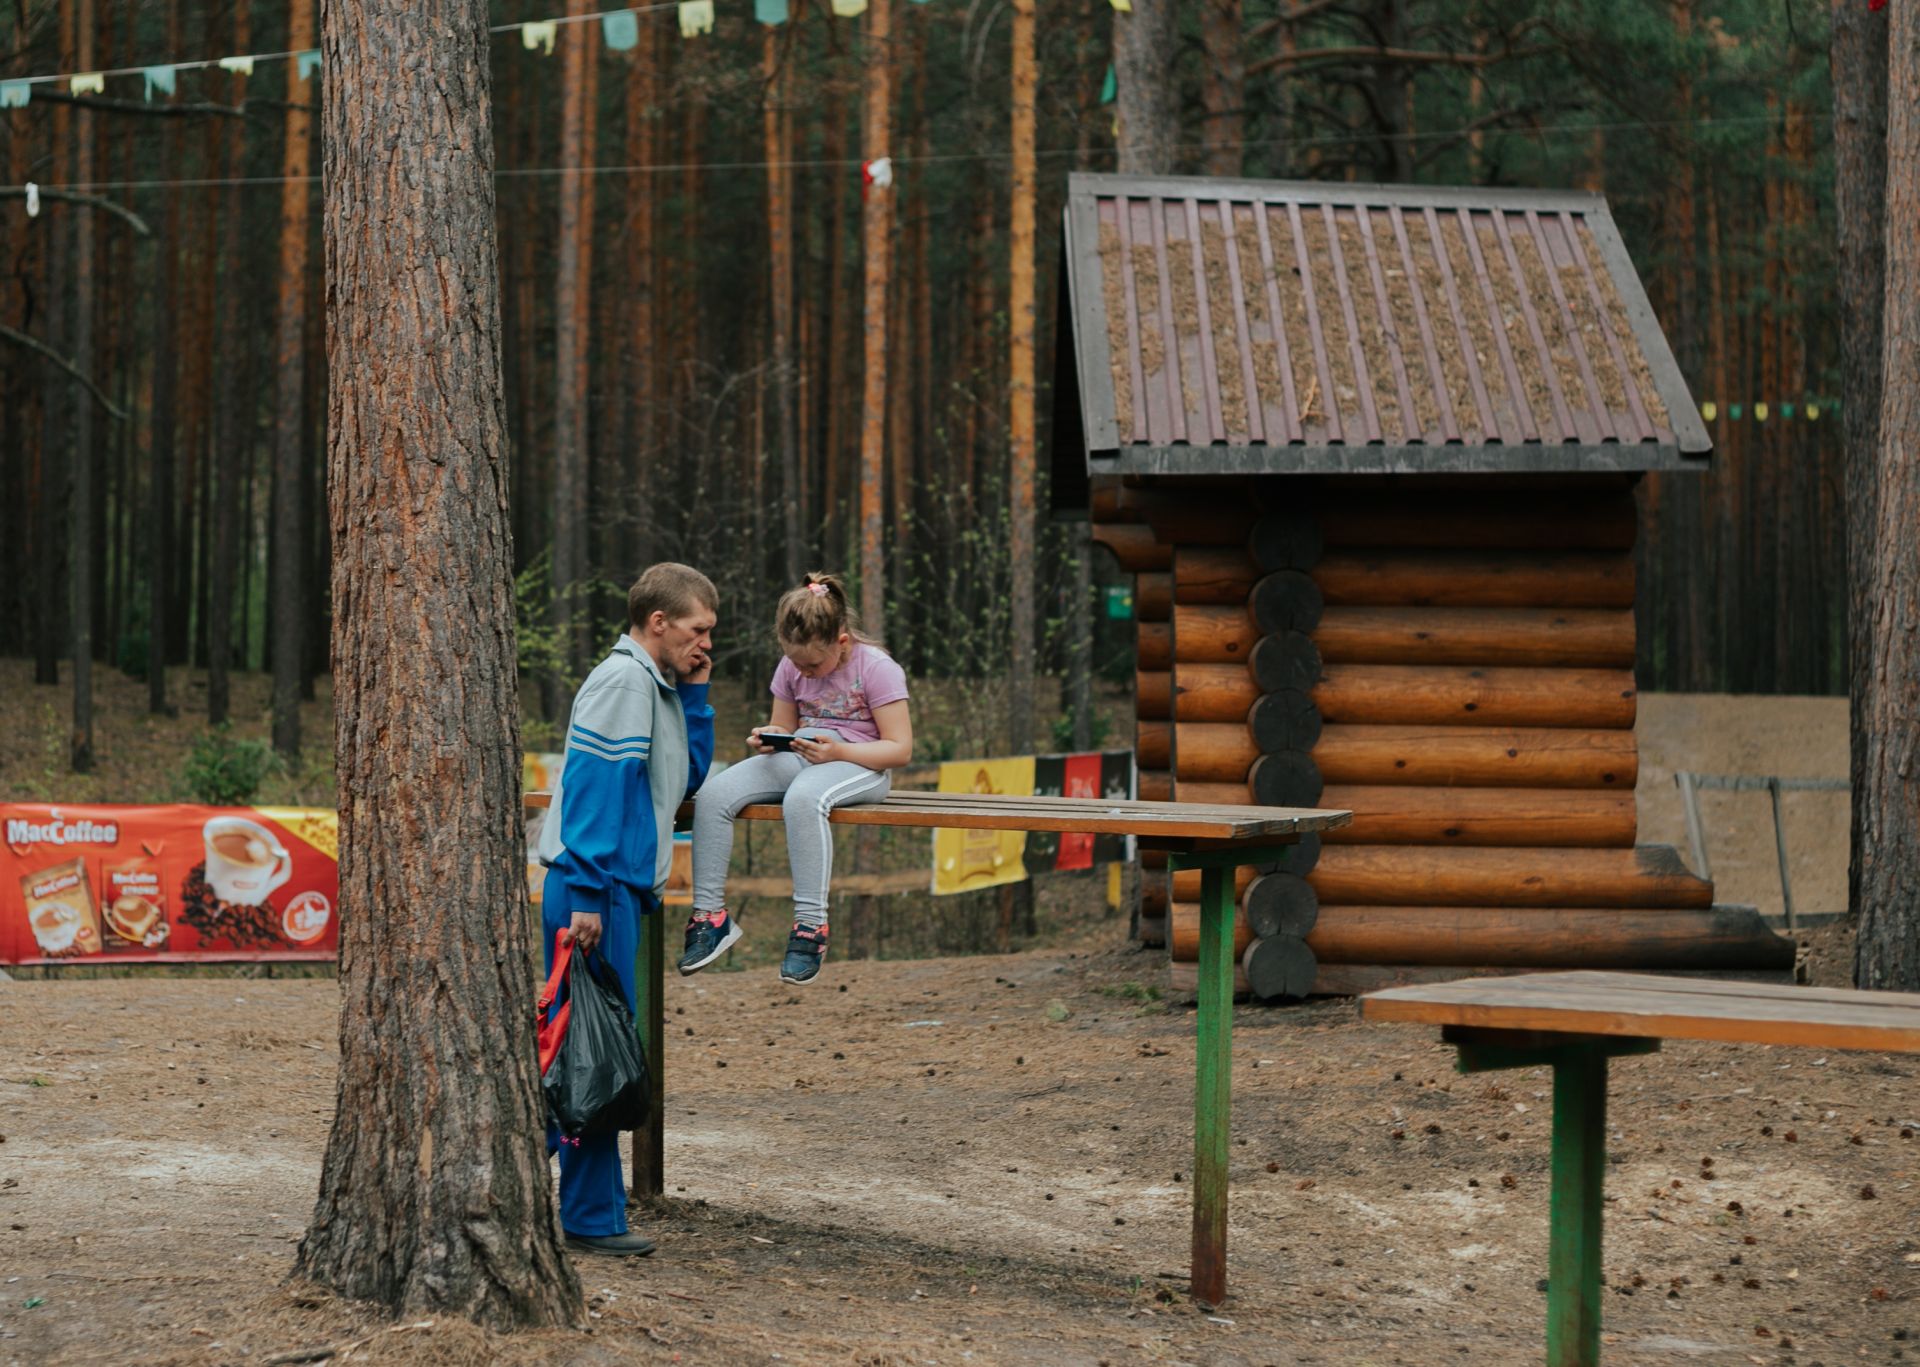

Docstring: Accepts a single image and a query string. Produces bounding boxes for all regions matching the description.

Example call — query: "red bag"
[537,929,574,1076]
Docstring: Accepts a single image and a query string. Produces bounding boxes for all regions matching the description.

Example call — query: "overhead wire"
[3,113,1826,195]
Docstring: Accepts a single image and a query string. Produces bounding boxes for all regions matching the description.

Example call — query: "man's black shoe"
[565,1231,657,1258]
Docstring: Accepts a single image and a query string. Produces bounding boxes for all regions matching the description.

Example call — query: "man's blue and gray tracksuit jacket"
[537,635,715,913]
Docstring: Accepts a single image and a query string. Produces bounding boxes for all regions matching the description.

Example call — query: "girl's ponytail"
[776,572,879,648]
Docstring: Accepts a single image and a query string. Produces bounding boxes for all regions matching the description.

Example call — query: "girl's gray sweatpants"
[690,738,892,926]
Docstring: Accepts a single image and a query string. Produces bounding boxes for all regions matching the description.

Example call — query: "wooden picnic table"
[529,787,1352,1303]
[1361,970,1920,1366]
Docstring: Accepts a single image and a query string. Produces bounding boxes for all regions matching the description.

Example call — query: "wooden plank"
[1477,968,1920,1011]
[1314,723,1636,789]
[1313,606,1635,669]
[1312,664,1636,729]
[1361,970,1920,1053]
[1304,905,1793,969]
[1310,845,1711,909]
[1319,785,1637,847]
[529,792,1350,840]
[1313,550,1635,609]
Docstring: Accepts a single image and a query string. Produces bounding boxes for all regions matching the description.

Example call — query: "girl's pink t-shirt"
[770,643,909,744]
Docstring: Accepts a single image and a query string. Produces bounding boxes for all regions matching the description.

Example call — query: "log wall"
[1093,473,1795,997]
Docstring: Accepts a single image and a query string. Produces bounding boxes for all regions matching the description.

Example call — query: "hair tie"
[807,582,829,596]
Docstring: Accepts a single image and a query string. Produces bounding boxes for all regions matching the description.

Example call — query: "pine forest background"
[0,0,1843,763]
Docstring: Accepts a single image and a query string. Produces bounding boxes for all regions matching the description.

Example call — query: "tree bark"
[1113,0,1180,175]
[209,5,252,724]
[69,0,95,771]
[1008,0,1036,750]
[552,0,597,683]
[147,0,184,716]
[1855,0,1920,990]
[858,0,893,639]
[297,0,581,1325]
[766,28,802,586]
[270,0,315,757]
[1832,0,1891,970]
[622,16,658,570]
[1200,0,1244,175]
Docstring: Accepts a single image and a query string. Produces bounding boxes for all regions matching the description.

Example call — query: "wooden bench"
[1361,971,1920,1366]
[529,788,1352,1303]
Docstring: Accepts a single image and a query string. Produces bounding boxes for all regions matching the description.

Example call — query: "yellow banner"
[931,757,1035,896]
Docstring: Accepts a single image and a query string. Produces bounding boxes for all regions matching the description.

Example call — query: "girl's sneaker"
[780,923,829,985]
[678,909,742,975]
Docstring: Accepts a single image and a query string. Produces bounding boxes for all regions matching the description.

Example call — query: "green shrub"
[184,727,283,806]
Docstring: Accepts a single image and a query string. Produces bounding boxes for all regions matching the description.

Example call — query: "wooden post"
[631,903,666,1198]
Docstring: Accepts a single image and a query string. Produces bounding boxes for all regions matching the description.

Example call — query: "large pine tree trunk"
[1008,0,1037,752]
[296,0,581,1324]
[271,0,316,757]
[1854,0,1920,990]
[1832,0,1889,951]
[858,0,893,638]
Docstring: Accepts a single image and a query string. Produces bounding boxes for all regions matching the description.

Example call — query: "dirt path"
[4,929,1916,1366]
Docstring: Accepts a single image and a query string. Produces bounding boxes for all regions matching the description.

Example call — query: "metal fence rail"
[1674,771,1849,932]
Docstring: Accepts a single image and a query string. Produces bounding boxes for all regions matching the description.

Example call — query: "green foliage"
[515,549,577,696]
[1050,708,1112,754]
[182,726,282,806]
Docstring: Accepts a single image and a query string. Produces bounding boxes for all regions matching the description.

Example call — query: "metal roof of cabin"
[1054,173,1711,491]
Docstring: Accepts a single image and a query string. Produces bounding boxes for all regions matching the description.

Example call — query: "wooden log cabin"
[1048,173,1795,999]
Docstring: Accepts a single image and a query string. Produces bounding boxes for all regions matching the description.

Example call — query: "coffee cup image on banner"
[201,817,292,906]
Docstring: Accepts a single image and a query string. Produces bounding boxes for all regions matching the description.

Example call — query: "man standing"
[537,562,717,1256]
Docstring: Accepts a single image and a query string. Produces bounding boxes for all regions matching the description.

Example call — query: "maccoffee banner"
[2,804,339,964]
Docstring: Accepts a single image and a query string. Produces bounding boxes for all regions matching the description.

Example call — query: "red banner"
[2,804,339,965]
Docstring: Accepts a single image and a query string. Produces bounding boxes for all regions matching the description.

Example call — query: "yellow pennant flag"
[1111,0,1132,12]
[69,72,105,94]
[520,21,558,53]
[1700,401,1717,422]
[831,0,868,14]
[217,55,255,76]
[679,0,715,36]
[932,757,1036,896]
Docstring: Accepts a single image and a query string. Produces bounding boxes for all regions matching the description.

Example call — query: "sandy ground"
[3,926,1917,1367]
[4,689,1901,1367]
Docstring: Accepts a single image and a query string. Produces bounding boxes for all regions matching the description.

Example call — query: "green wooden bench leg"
[1191,864,1234,1306]
[631,903,666,1199]
[1546,1047,1609,1367]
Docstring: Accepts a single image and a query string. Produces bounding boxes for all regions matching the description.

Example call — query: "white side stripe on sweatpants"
[811,766,890,914]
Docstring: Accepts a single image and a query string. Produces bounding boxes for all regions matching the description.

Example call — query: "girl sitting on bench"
[680,572,914,984]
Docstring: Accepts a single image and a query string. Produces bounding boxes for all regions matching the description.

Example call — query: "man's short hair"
[628,562,718,630]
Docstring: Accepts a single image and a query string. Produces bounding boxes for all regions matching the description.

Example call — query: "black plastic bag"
[542,938,651,1139]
